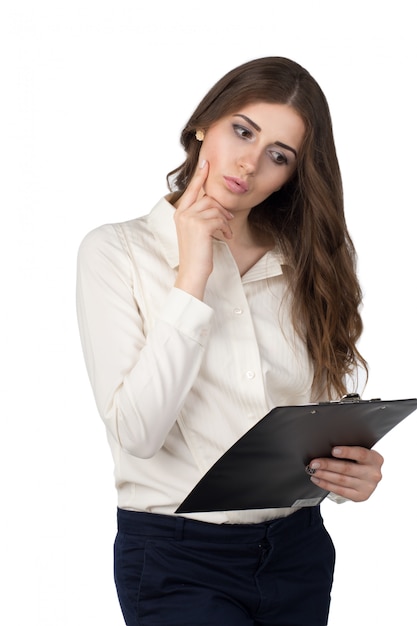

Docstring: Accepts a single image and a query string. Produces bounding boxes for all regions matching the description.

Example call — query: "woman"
[76,57,383,625]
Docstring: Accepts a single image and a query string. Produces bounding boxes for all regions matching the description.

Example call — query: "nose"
[237,147,260,175]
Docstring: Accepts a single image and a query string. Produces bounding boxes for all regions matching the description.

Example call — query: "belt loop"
[174,515,185,541]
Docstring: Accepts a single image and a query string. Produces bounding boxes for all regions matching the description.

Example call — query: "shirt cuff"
[157,287,213,346]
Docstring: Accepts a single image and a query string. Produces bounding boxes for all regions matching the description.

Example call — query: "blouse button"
[246,370,255,379]
[233,307,243,315]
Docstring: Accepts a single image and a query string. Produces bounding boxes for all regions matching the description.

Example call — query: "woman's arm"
[76,225,213,459]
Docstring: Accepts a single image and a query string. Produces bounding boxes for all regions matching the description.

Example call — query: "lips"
[223,176,249,194]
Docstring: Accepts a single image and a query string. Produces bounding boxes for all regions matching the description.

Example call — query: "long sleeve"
[76,224,213,458]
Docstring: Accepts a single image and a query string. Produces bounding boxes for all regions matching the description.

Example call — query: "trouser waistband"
[117,506,322,544]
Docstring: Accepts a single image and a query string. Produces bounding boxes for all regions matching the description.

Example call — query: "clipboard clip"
[340,393,361,403]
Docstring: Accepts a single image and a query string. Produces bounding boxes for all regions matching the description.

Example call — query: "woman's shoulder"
[77,220,131,264]
[80,197,173,247]
[77,196,174,269]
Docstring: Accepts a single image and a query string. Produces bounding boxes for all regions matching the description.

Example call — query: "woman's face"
[198,101,305,213]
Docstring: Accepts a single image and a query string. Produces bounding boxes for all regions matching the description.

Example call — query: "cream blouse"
[76,196,333,524]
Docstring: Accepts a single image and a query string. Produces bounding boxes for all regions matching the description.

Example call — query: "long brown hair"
[167,57,367,399]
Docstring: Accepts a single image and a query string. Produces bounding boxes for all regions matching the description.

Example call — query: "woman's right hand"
[173,160,234,300]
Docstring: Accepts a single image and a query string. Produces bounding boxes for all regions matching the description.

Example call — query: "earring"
[195,129,205,141]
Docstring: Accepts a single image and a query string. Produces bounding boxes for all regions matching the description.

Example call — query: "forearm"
[76,226,213,458]
[110,292,212,457]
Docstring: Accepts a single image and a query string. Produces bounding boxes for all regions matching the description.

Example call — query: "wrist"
[174,273,207,301]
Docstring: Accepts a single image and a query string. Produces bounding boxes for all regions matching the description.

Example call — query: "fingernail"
[310,476,320,485]
[333,447,342,456]
[199,159,207,168]
[305,465,316,475]
[305,462,320,475]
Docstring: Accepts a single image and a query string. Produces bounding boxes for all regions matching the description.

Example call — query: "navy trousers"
[114,506,335,625]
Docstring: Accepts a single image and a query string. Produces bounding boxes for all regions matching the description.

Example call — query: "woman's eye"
[269,150,288,165]
[233,124,253,140]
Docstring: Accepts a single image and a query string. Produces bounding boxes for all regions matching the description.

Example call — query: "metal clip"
[340,393,361,403]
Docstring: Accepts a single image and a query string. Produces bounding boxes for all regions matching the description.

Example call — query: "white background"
[1,1,416,624]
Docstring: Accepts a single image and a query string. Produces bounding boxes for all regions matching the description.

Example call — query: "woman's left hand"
[307,446,384,502]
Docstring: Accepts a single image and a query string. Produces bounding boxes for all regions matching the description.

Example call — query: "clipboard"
[176,396,417,513]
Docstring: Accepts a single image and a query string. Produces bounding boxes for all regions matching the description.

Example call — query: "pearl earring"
[195,129,205,141]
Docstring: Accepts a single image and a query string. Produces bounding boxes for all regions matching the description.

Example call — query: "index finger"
[177,159,209,209]
[308,445,382,469]
[331,445,383,466]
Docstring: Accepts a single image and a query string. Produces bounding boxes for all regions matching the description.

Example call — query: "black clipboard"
[176,397,417,513]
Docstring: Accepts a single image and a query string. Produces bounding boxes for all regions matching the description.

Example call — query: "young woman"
[76,57,383,625]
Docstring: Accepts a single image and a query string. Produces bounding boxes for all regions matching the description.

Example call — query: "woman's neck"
[219,213,275,276]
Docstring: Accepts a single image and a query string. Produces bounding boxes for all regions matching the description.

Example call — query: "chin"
[205,185,245,211]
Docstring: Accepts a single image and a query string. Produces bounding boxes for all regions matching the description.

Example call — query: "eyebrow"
[233,114,298,157]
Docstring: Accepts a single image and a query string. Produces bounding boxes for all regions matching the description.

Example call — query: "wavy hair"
[167,57,367,399]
